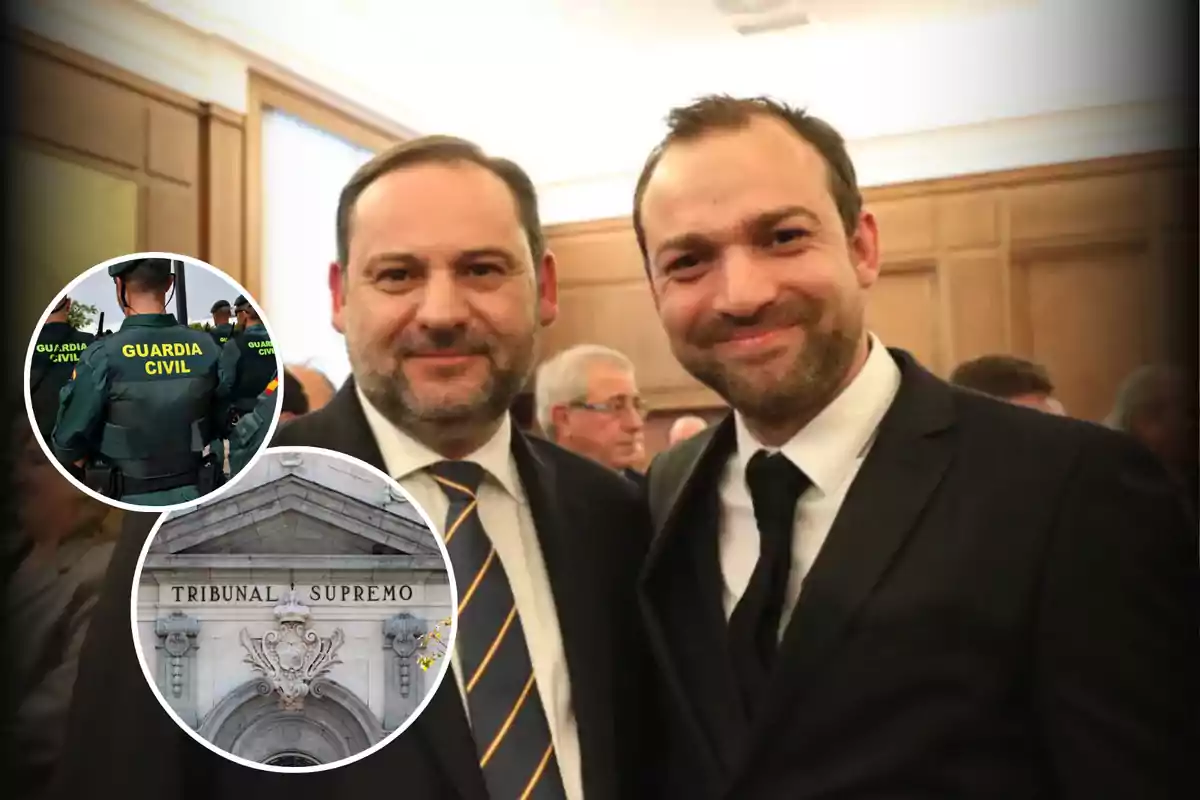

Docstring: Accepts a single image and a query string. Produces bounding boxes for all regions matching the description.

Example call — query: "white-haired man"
[536,344,647,487]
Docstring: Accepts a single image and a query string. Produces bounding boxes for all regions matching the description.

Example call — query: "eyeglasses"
[569,395,647,416]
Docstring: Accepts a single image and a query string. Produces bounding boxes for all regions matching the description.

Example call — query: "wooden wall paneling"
[199,104,247,284]
[11,30,205,267]
[541,219,723,411]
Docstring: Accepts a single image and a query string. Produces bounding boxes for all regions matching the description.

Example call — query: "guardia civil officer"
[226,369,296,477]
[208,299,235,346]
[29,296,95,445]
[52,258,224,506]
[231,293,251,334]
[216,297,276,431]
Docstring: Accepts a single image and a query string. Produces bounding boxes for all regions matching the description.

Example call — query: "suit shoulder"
[947,384,1164,478]
[651,432,710,474]
[269,403,336,448]
[526,436,642,502]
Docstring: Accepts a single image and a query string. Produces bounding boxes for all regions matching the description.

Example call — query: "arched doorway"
[198,679,383,765]
[264,752,321,768]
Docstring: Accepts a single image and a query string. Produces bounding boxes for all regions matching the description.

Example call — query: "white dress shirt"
[357,388,583,800]
[717,334,902,636]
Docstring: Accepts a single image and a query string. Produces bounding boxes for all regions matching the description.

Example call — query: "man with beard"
[50,136,654,800]
[632,95,1199,799]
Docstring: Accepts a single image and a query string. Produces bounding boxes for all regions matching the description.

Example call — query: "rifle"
[95,312,106,339]
[173,260,189,325]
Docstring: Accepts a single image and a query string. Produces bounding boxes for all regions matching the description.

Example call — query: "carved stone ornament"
[240,588,345,711]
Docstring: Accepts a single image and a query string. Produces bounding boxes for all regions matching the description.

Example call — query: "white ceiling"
[138,0,1177,187]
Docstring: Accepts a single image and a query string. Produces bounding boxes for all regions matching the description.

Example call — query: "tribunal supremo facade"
[136,451,452,767]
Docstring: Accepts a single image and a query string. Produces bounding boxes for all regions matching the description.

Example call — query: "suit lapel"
[303,378,387,468]
[281,381,488,800]
[511,433,619,800]
[748,351,957,748]
[640,418,750,779]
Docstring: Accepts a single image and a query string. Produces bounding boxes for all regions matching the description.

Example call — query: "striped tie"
[428,461,567,800]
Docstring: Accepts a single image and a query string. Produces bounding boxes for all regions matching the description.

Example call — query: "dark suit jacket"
[48,379,656,800]
[641,349,1200,800]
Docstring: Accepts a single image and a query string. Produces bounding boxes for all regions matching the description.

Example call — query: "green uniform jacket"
[228,372,280,477]
[52,313,222,506]
[30,322,95,445]
[217,322,276,426]
[209,322,235,348]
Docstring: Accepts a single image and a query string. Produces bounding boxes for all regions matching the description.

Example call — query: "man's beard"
[350,326,534,438]
[676,296,861,428]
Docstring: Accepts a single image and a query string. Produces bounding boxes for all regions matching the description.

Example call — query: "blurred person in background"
[949,354,1067,415]
[667,414,709,447]
[535,344,647,488]
[1106,364,1198,505]
[287,364,337,411]
[6,417,121,799]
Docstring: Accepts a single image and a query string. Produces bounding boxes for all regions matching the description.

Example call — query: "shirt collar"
[356,384,522,499]
[733,333,901,494]
[120,313,178,329]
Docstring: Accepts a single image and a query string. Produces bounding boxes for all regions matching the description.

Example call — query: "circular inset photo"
[131,446,457,773]
[23,253,284,512]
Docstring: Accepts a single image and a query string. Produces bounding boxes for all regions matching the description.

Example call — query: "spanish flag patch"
[265,378,279,395]
[71,368,76,381]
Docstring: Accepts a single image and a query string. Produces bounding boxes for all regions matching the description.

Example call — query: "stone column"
[381,613,426,730]
[154,611,201,727]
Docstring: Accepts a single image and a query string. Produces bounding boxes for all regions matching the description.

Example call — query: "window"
[247,73,405,388]
[260,109,373,386]
[264,752,321,768]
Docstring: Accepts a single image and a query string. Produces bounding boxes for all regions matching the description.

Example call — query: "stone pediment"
[152,473,438,557]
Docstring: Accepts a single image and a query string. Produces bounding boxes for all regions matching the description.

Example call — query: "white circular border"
[21,251,286,515]
[128,445,461,774]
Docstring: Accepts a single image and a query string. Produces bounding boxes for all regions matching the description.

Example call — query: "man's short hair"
[949,355,1054,400]
[633,94,862,264]
[534,344,636,438]
[336,135,545,269]
[281,369,309,416]
[1104,364,1185,432]
[118,258,173,294]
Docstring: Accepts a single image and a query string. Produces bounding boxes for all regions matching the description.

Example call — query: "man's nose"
[414,270,470,328]
[710,247,776,319]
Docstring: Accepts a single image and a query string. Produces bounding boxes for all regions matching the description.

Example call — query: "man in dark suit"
[632,94,1200,799]
[47,135,653,800]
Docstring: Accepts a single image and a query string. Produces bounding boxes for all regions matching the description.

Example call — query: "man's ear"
[849,210,881,290]
[329,262,346,334]
[549,404,570,439]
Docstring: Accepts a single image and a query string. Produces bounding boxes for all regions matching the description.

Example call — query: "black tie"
[728,450,810,710]
[427,461,567,800]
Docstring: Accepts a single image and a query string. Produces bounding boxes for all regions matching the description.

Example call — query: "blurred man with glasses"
[536,344,647,487]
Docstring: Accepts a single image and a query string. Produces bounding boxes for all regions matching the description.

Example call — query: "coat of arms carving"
[240,589,345,710]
